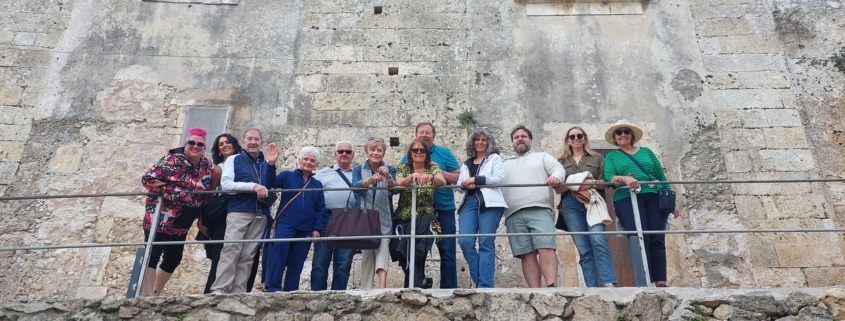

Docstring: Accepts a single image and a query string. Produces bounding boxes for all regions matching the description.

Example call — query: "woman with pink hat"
[602,120,679,287]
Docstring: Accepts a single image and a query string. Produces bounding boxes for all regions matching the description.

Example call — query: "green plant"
[177,314,186,321]
[831,47,845,73]
[617,312,625,321]
[689,303,705,321]
[457,110,477,128]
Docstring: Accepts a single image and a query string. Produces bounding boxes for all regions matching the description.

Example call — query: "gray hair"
[298,146,321,163]
[465,127,500,158]
[335,140,354,150]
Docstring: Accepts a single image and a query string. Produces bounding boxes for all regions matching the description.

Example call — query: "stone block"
[765,109,802,127]
[739,109,767,128]
[398,75,464,93]
[75,286,107,300]
[321,61,380,74]
[697,36,722,55]
[49,145,83,173]
[0,123,30,141]
[778,89,797,108]
[826,183,845,206]
[804,267,845,287]
[609,2,642,15]
[715,109,742,128]
[0,105,30,124]
[325,74,376,92]
[718,128,765,150]
[0,142,24,162]
[12,32,37,46]
[312,93,370,110]
[705,72,740,89]
[100,197,147,220]
[747,238,779,267]
[0,30,14,43]
[311,110,366,128]
[711,89,782,109]
[750,267,806,287]
[697,17,753,36]
[703,54,779,72]
[734,195,766,224]
[0,85,23,105]
[766,194,827,219]
[757,149,814,172]
[296,74,326,93]
[0,161,19,185]
[305,0,361,13]
[724,151,752,172]
[775,243,845,267]
[737,71,790,89]
[0,48,52,67]
[720,35,781,54]
[730,172,811,195]
[763,127,808,149]
[300,45,362,61]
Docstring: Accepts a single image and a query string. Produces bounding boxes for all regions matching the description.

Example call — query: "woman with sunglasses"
[141,127,212,296]
[554,126,616,287]
[394,139,446,288]
[603,120,679,287]
[456,128,507,288]
[352,137,396,289]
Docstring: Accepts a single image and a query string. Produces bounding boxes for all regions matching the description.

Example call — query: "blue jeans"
[264,220,312,292]
[561,193,617,287]
[437,209,458,288]
[310,239,355,291]
[613,193,668,282]
[458,194,504,288]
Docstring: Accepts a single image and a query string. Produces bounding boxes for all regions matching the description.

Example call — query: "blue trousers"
[310,239,355,291]
[458,194,504,288]
[264,220,312,292]
[613,193,668,282]
[437,209,458,288]
[560,193,617,287]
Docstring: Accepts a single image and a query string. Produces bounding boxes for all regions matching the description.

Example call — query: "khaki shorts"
[505,207,557,257]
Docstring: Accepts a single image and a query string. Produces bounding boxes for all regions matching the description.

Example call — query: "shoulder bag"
[325,169,381,250]
[619,151,676,214]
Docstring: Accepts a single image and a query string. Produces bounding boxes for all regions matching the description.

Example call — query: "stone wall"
[1,287,844,321]
[0,0,844,300]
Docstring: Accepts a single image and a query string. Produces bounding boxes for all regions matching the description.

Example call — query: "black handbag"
[202,194,229,224]
[618,150,676,214]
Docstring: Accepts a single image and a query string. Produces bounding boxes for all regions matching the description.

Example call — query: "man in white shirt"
[502,125,566,288]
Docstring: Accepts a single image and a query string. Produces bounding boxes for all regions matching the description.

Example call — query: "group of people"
[139,120,679,295]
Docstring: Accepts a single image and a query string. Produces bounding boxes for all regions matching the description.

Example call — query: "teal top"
[603,147,670,203]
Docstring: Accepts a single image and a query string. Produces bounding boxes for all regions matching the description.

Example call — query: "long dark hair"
[211,133,242,165]
[405,139,433,169]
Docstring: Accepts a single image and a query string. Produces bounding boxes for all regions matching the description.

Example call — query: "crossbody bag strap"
[335,168,353,187]
[271,177,312,232]
[618,151,656,181]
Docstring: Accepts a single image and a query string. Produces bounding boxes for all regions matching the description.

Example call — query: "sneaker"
[602,283,615,288]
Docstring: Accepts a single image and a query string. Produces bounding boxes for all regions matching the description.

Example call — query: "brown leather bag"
[325,195,381,250]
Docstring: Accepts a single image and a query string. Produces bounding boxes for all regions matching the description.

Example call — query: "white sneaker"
[602,283,615,288]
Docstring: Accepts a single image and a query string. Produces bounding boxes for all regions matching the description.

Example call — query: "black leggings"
[143,230,187,273]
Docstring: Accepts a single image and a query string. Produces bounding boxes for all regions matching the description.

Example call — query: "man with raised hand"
[502,125,566,288]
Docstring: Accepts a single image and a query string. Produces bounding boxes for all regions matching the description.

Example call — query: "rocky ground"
[1,287,843,321]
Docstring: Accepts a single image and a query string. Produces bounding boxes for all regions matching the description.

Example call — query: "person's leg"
[330,247,355,290]
[476,206,504,288]
[537,248,559,287]
[310,240,332,291]
[282,230,314,291]
[642,193,668,284]
[232,214,266,293]
[211,212,251,293]
[204,220,226,293]
[505,211,540,287]
[520,252,543,288]
[359,249,376,290]
[436,209,458,289]
[154,234,186,295]
[264,221,295,293]
[374,238,390,288]
[247,249,259,292]
[588,223,617,285]
[458,196,481,287]
[142,230,164,296]
[529,208,559,287]
[561,194,598,287]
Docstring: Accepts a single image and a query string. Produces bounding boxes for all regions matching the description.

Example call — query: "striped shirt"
[603,147,670,203]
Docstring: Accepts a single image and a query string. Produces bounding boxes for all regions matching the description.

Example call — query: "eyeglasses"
[568,134,584,140]
[368,137,384,142]
[615,129,632,136]
[336,149,353,155]
[186,140,206,148]
[410,148,426,154]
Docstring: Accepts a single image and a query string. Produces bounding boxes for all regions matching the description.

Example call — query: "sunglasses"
[615,129,632,136]
[568,133,584,140]
[368,136,384,142]
[410,148,427,154]
[336,149,353,155]
[186,140,206,148]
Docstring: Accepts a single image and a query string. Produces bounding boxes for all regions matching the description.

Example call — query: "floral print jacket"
[142,147,212,236]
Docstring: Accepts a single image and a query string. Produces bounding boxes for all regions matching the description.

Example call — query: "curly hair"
[465,127,499,158]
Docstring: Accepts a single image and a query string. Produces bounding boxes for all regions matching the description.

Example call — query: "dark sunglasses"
[186,140,206,148]
[410,148,426,154]
[568,133,584,140]
[336,149,353,155]
[368,136,384,142]
[615,129,632,136]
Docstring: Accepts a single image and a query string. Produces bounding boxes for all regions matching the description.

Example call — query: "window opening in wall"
[181,106,230,158]
[388,67,399,75]
[374,6,383,14]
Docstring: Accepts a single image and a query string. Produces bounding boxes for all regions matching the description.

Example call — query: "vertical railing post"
[135,195,163,298]
[628,189,652,286]
[409,181,417,288]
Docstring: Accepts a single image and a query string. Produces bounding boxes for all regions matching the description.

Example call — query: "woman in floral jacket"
[141,127,212,296]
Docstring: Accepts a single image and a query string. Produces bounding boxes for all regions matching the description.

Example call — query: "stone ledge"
[0,287,841,321]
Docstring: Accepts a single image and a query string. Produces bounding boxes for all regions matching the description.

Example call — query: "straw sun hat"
[604,119,643,146]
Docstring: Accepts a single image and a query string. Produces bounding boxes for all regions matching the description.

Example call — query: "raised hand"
[266,143,280,165]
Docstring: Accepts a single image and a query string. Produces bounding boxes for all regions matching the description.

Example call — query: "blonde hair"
[363,139,387,153]
[558,126,597,161]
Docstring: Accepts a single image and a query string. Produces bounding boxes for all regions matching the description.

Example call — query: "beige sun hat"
[604,119,644,146]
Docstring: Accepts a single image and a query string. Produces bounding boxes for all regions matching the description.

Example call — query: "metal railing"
[2,178,845,297]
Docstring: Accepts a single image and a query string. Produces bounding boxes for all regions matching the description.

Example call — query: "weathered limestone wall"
[0,0,843,300]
